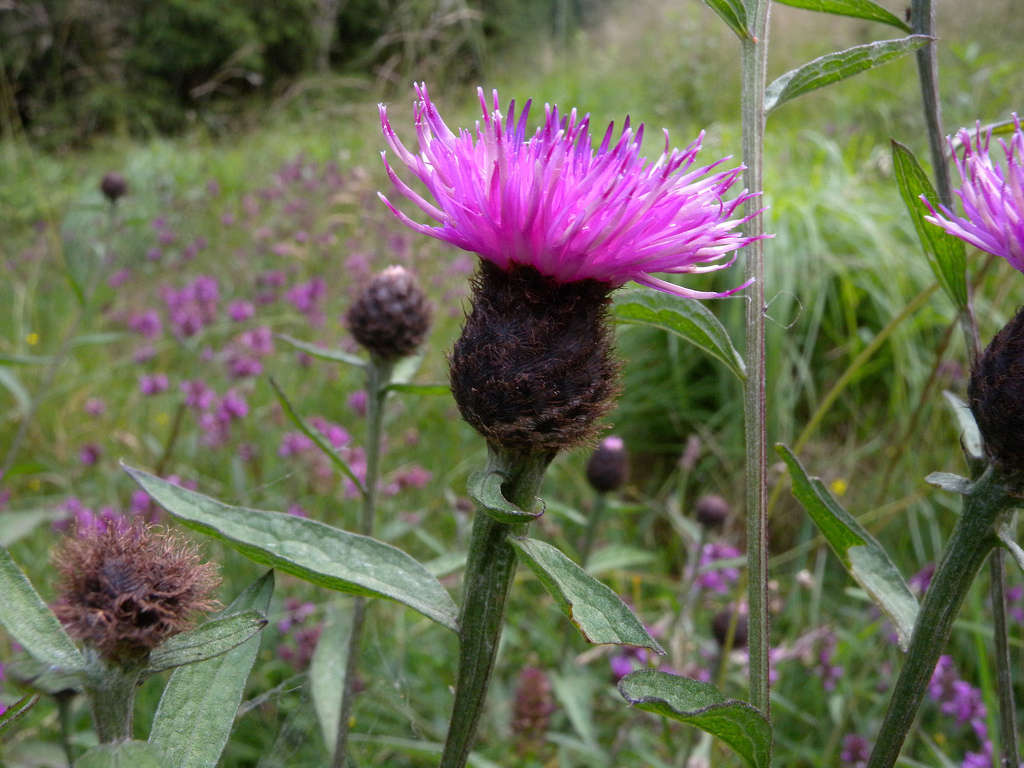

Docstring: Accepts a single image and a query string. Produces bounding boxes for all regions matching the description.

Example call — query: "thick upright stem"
[990,547,1020,768]
[440,447,554,768]
[86,661,142,743]
[867,467,1014,768]
[740,0,772,721]
[332,358,392,768]
[910,0,952,208]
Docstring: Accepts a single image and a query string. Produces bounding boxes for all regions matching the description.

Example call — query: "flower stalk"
[440,446,554,768]
[84,657,144,743]
[867,465,1017,768]
[740,0,772,721]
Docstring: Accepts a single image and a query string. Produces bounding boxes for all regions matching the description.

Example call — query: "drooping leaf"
[276,334,365,368]
[925,472,971,495]
[125,466,458,631]
[891,141,968,309]
[149,572,274,768]
[468,469,542,524]
[74,741,164,768]
[268,377,367,497]
[509,537,662,652]
[0,545,84,672]
[613,288,746,380]
[765,36,929,113]
[146,611,267,674]
[0,694,39,733]
[618,670,771,768]
[702,0,752,40]
[943,391,984,462]
[310,603,353,755]
[774,0,910,31]
[776,444,918,649]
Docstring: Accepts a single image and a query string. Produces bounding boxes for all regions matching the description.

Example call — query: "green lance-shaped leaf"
[148,573,272,766]
[149,572,274,768]
[509,537,663,653]
[943,391,984,463]
[145,611,267,674]
[773,0,910,32]
[619,670,771,768]
[613,288,746,380]
[0,694,39,733]
[776,444,918,649]
[268,377,367,497]
[0,544,85,673]
[310,603,354,754]
[925,472,972,495]
[382,382,450,396]
[276,334,366,368]
[0,353,55,366]
[702,0,752,40]
[468,469,543,524]
[892,141,969,309]
[765,36,930,113]
[74,741,165,768]
[124,466,459,631]
[0,508,63,547]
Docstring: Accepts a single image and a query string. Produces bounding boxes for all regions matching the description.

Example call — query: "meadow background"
[2,0,1023,765]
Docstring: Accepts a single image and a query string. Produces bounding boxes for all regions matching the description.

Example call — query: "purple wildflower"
[78,443,102,466]
[347,389,368,416]
[696,542,741,593]
[181,379,216,410]
[380,83,764,298]
[841,734,871,768]
[228,300,255,322]
[923,116,1024,271]
[84,398,106,416]
[139,373,169,396]
[128,310,163,339]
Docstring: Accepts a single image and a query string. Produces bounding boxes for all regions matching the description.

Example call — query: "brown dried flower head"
[53,522,220,662]
[345,265,433,361]
[969,306,1024,477]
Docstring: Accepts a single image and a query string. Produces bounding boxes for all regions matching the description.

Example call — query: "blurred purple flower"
[218,389,249,421]
[139,373,169,396]
[287,504,308,518]
[347,389,368,417]
[182,379,215,410]
[129,310,163,339]
[84,397,106,416]
[108,269,132,288]
[279,432,314,457]
[228,300,255,322]
[696,542,741,593]
[78,443,102,466]
[380,83,764,298]
[841,734,871,768]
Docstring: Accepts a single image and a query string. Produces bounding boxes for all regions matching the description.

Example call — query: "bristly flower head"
[923,115,1024,272]
[379,83,763,298]
[53,520,220,662]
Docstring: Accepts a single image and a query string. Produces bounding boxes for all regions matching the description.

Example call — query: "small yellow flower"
[830,478,848,497]
[156,412,170,426]
[26,332,39,346]
[28,478,41,491]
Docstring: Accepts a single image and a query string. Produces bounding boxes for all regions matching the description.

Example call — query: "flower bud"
[345,266,432,361]
[711,607,748,649]
[511,666,555,753]
[968,306,1024,475]
[450,262,619,452]
[586,436,629,493]
[695,494,730,529]
[53,521,220,662]
[99,172,128,203]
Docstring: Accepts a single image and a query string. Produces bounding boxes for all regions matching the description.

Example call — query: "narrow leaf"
[891,141,969,308]
[550,672,599,748]
[702,0,752,40]
[276,334,365,368]
[149,572,274,768]
[943,391,984,461]
[774,0,911,31]
[383,382,450,396]
[391,349,426,386]
[509,537,662,652]
[998,530,1024,576]
[310,603,353,755]
[0,508,63,546]
[74,741,164,768]
[765,36,929,113]
[613,288,746,380]
[776,444,918,648]
[0,353,54,366]
[468,469,542,523]
[125,466,458,631]
[268,377,367,497]
[0,694,39,733]
[618,670,771,768]
[4,658,84,694]
[146,611,267,674]
[925,472,971,495]
[587,545,656,576]
[0,545,84,672]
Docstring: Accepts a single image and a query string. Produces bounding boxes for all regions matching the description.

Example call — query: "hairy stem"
[741,0,772,720]
[440,447,554,768]
[86,660,142,743]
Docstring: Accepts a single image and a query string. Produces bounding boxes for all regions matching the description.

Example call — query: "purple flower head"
[78,443,102,466]
[923,115,1024,271]
[181,379,216,410]
[84,397,106,416]
[696,542,742,593]
[139,373,169,396]
[218,389,249,422]
[841,734,871,768]
[228,300,255,322]
[128,310,163,339]
[379,83,766,298]
[347,389,368,416]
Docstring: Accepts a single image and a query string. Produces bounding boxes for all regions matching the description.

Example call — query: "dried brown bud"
[695,494,730,529]
[450,262,619,452]
[345,266,432,361]
[711,608,748,649]
[586,436,629,493]
[969,307,1024,476]
[53,522,220,662]
[99,172,128,203]
[511,666,556,753]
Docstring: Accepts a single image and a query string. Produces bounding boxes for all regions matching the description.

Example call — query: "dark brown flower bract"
[53,522,220,661]
[586,436,629,493]
[695,494,731,529]
[969,306,1024,476]
[345,265,432,361]
[100,172,128,203]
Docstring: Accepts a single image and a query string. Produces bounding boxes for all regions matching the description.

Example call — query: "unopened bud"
[99,172,128,203]
[586,436,629,493]
[711,608,748,649]
[346,266,432,361]
[511,666,556,753]
[695,494,730,529]
[969,306,1024,476]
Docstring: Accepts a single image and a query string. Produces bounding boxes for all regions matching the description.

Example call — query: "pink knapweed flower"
[923,116,1024,272]
[379,84,763,298]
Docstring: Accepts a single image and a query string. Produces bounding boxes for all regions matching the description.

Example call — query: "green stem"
[867,466,1015,768]
[740,0,772,720]
[86,660,142,743]
[440,446,554,768]
[331,358,393,768]
[989,548,1020,768]
[578,492,606,568]
[910,0,952,207]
